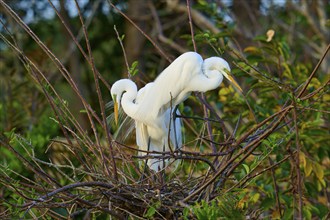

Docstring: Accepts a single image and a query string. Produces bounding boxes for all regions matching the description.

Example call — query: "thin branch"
[114,25,131,78]
[181,106,292,202]
[108,0,171,63]
[186,0,197,52]
[268,157,283,218]
[297,44,330,98]
[73,0,117,180]
[46,0,111,91]
[292,93,303,219]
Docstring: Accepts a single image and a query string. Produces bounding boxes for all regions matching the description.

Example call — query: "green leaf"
[144,206,156,218]
[242,164,250,174]
[129,61,139,76]
[312,162,324,181]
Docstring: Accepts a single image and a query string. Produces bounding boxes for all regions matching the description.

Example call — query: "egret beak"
[224,69,243,93]
[112,94,119,125]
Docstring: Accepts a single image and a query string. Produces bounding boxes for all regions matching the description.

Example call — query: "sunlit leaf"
[242,164,250,174]
[312,162,324,181]
[305,160,313,177]
[244,46,261,54]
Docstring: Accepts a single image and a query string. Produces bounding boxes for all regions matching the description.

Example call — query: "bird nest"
[1,132,247,219]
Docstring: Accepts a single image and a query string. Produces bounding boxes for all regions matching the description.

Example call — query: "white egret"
[111,79,182,170]
[111,51,241,170]
[133,52,241,125]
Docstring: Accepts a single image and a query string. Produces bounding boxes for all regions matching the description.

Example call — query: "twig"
[292,93,303,219]
[228,153,291,191]
[300,78,330,101]
[268,157,283,218]
[114,25,131,78]
[0,138,60,187]
[148,1,187,54]
[108,0,171,63]
[0,33,97,171]
[186,0,217,154]
[73,0,117,180]
[186,0,197,52]
[181,106,292,202]
[46,0,112,91]
[297,44,330,98]
[0,1,104,132]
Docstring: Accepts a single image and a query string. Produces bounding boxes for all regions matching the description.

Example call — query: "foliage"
[0,0,329,219]
[188,196,245,220]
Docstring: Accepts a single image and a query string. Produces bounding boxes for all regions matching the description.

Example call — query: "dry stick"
[134,154,215,171]
[186,0,217,154]
[0,2,104,131]
[182,116,212,149]
[6,34,94,171]
[297,44,329,98]
[181,106,292,203]
[29,61,94,173]
[226,108,291,177]
[0,28,100,171]
[268,157,283,218]
[115,138,232,157]
[6,2,107,175]
[292,94,303,219]
[61,0,101,64]
[46,0,109,163]
[287,44,330,218]
[148,1,187,54]
[231,49,290,91]
[300,78,330,101]
[108,0,172,63]
[186,0,197,52]
[69,0,107,174]
[0,138,61,188]
[21,181,125,219]
[47,0,111,91]
[227,153,291,192]
[236,105,294,146]
[74,0,117,180]
[114,25,131,78]
[0,33,97,173]
[176,114,224,124]
[26,181,116,204]
[0,28,96,147]
[197,94,229,137]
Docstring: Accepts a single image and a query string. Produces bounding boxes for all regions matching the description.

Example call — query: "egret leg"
[161,143,166,179]
[140,137,152,179]
[173,105,179,150]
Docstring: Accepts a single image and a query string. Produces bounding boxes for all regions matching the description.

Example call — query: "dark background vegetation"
[0,0,329,219]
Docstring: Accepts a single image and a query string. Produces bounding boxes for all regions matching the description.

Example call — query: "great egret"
[132,52,241,125]
[111,79,182,170]
[111,51,241,170]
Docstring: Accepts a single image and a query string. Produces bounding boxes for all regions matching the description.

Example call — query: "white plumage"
[111,52,241,170]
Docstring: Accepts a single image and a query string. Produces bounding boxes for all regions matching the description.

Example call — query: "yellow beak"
[224,72,243,93]
[113,97,119,125]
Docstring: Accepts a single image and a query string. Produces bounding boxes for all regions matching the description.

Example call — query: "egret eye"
[224,68,231,74]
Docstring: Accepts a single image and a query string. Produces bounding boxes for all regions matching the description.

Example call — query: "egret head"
[110,79,138,125]
[110,81,125,125]
[204,57,242,92]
